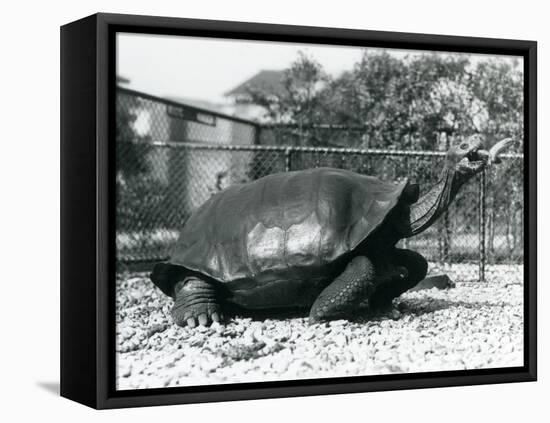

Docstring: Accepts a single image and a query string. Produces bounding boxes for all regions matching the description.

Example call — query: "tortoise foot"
[173,306,224,328]
[370,302,402,320]
[308,312,348,325]
[171,277,224,328]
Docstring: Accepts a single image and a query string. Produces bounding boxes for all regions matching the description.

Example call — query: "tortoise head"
[445,134,490,177]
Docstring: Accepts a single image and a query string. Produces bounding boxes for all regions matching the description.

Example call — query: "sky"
[117,33,522,104]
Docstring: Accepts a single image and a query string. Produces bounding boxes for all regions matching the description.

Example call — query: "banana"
[488,138,516,165]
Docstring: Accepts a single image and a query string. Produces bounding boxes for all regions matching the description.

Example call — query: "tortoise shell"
[155,167,408,298]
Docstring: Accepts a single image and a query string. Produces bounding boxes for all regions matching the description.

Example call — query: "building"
[224,70,286,121]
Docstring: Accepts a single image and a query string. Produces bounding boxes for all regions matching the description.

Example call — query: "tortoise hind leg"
[309,256,377,324]
[171,277,223,328]
[368,248,428,310]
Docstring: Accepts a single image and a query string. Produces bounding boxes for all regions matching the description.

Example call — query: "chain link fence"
[116,88,524,282]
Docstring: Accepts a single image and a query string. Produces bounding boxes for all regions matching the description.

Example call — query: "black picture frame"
[60,12,537,409]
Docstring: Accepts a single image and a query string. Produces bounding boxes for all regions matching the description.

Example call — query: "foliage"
[469,58,524,150]
[116,94,160,232]
[248,52,330,126]
[247,52,335,146]
[116,95,150,177]
[252,51,524,152]
[116,174,165,232]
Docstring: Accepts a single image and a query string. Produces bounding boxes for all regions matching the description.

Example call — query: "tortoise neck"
[406,165,465,237]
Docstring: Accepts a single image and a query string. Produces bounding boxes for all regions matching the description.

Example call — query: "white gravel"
[115,263,524,390]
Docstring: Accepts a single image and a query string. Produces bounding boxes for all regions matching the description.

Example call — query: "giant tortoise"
[151,136,514,327]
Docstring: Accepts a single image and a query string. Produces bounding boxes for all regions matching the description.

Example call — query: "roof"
[224,70,286,97]
[116,75,130,84]
[167,96,226,113]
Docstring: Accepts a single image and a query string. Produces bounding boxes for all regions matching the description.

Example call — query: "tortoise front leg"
[309,256,377,324]
[171,277,223,328]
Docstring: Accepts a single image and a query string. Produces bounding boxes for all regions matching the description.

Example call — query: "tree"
[115,94,159,233]
[469,59,524,263]
[116,94,150,178]
[469,59,523,148]
[323,51,408,148]
[248,52,332,146]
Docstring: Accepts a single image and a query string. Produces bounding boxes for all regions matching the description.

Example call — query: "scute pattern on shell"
[169,167,407,285]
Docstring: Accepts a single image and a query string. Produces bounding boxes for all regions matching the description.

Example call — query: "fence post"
[285,147,292,172]
[253,124,261,145]
[478,169,487,282]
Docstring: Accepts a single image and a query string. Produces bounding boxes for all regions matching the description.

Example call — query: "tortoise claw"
[171,300,224,328]
[308,315,324,325]
[198,313,209,326]
[170,278,223,328]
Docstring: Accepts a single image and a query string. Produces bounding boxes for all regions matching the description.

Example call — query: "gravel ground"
[116,263,524,390]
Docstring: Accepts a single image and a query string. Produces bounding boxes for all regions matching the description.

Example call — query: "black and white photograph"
[3,0,549,416]
[114,31,526,391]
